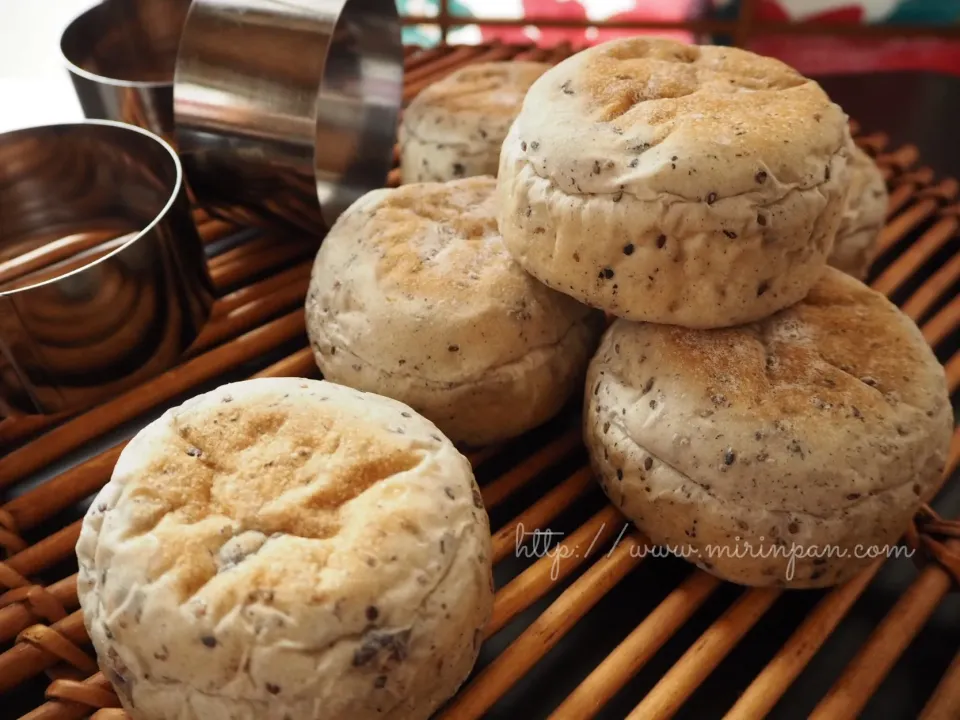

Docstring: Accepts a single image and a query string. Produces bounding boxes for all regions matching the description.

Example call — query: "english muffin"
[306,176,603,446]
[400,62,550,183]
[498,37,852,328]
[77,378,494,720]
[585,268,952,588]
[829,145,888,279]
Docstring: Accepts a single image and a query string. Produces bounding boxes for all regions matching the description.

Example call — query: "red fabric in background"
[748,36,960,76]
[469,0,960,76]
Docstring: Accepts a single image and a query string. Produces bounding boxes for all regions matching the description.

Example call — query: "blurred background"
[398,0,960,74]
[2,0,960,133]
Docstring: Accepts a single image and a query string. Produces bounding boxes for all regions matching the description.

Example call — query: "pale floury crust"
[829,145,889,279]
[306,176,604,446]
[498,37,853,328]
[400,62,551,183]
[76,378,494,720]
[584,269,952,588]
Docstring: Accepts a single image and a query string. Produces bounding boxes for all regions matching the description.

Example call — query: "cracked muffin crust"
[76,378,494,720]
[497,37,853,328]
[400,61,550,183]
[829,145,889,279]
[584,268,952,588]
[305,176,604,446]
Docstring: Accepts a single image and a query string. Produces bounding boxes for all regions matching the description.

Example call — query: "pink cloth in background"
[423,0,960,75]
[749,36,960,76]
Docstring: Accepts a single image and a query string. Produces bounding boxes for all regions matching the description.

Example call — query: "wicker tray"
[1,42,958,720]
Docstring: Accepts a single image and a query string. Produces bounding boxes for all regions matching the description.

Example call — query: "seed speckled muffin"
[306,176,604,446]
[498,37,853,328]
[400,62,550,183]
[829,145,888,279]
[584,268,952,588]
[77,378,494,720]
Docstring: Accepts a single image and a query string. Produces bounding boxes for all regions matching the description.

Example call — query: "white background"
[0,0,98,132]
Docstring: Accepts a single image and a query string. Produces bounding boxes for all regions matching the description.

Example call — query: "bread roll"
[77,378,493,720]
[498,37,853,328]
[306,176,603,446]
[829,145,888,279]
[585,268,952,588]
[400,62,550,183]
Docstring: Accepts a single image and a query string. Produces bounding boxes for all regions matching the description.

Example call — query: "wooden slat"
[808,541,959,719]
[438,533,645,720]
[723,560,885,719]
[491,466,594,564]
[626,588,783,720]
[551,571,721,720]
[488,505,623,638]
[920,648,960,720]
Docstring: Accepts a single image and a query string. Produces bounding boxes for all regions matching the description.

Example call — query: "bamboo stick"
[551,571,722,720]
[206,233,278,269]
[197,218,239,246]
[0,574,77,642]
[922,293,960,347]
[723,560,885,719]
[0,310,306,490]
[943,354,960,397]
[856,132,890,155]
[488,505,623,637]
[208,240,316,289]
[875,198,939,254]
[404,46,451,72]
[190,276,311,353]
[0,611,88,693]
[918,178,960,201]
[885,183,916,217]
[874,144,919,172]
[919,648,960,720]
[626,588,783,720]
[490,466,594,564]
[2,521,81,579]
[403,45,491,87]
[213,261,312,316]
[808,541,960,719]
[895,167,935,187]
[901,251,960,321]
[437,533,645,720]
[465,444,501,468]
[872,215,958,296]
[481,428,581,509]
[404,44,519,102]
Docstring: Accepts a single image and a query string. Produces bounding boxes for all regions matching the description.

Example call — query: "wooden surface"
[1,43,958,720]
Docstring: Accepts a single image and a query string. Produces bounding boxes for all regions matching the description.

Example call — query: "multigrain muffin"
[829,144,888,279]
[306,176,603,446]
[77,378,494,720]
[399,62,550,183]
[584,268,952,587]
[498,37,853,328]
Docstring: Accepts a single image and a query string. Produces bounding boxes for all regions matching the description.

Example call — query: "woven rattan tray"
[1,42,958,720]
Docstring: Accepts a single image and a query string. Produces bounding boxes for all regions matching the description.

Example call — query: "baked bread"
[585,268,952,588]
[306,176,604,446]
[498,37,853,328]
[829,145,888,279]
[400,62,550,183]
[76,378,494,720]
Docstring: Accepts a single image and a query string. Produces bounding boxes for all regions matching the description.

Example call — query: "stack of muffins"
[314,36,951,589]
[76,38,952,720]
